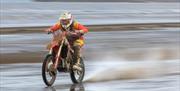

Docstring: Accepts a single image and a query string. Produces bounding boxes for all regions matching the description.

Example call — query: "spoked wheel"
[42,54,57,86]
[70,57,85,83]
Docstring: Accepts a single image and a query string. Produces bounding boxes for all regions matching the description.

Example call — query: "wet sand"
[1,2,180,27]
[0,24,179,64]
[0,23,180,34]
[34,0,179,2]
[1,1,180,90]
[0,25,180,91]
[0,59,179,91]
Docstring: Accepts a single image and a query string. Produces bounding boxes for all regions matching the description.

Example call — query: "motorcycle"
[42,30,85,86]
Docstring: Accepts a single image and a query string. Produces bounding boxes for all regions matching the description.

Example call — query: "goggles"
[60,19,71,25]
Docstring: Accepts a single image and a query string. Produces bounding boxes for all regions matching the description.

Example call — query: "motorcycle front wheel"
[42,54,57,86]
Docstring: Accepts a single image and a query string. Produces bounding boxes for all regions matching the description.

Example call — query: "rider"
[45,11,88,70]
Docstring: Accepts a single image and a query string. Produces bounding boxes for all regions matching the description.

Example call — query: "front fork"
[49,39,65,70]
[49,38,74,71]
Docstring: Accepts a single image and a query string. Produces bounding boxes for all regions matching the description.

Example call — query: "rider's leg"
[73,39,84,70]
[73,45,81,64]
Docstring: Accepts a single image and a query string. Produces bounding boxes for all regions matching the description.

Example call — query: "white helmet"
[59,11,73,29]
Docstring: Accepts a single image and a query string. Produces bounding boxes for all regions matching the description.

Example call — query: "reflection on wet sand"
[45,84,85,91]
[70,84,85,91]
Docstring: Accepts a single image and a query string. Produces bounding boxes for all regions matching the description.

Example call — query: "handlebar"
[47,31,52,34]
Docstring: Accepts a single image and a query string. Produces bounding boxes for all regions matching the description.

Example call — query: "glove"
[45,29,52,34]
[66,31,82,41]
[75,30,84,36]
[71,32,81,39]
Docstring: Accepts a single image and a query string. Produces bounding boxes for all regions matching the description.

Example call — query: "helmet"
[59,11,73,29]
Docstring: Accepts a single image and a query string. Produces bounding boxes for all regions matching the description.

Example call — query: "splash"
[84,59,180,82]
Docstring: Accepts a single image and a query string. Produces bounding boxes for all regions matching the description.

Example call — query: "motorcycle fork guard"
[53,39,65,70]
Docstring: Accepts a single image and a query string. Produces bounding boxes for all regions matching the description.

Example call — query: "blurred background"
[0,0,180,91]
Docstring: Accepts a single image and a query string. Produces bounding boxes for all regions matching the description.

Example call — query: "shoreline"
[0,22,180,34]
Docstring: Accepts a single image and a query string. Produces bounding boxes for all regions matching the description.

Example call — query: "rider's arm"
[49,22,61,32]
[74,22,88,34]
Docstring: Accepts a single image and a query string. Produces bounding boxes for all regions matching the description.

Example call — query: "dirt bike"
[42,30,85,86]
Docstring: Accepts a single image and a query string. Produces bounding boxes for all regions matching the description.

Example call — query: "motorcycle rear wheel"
[70,57,85,83]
